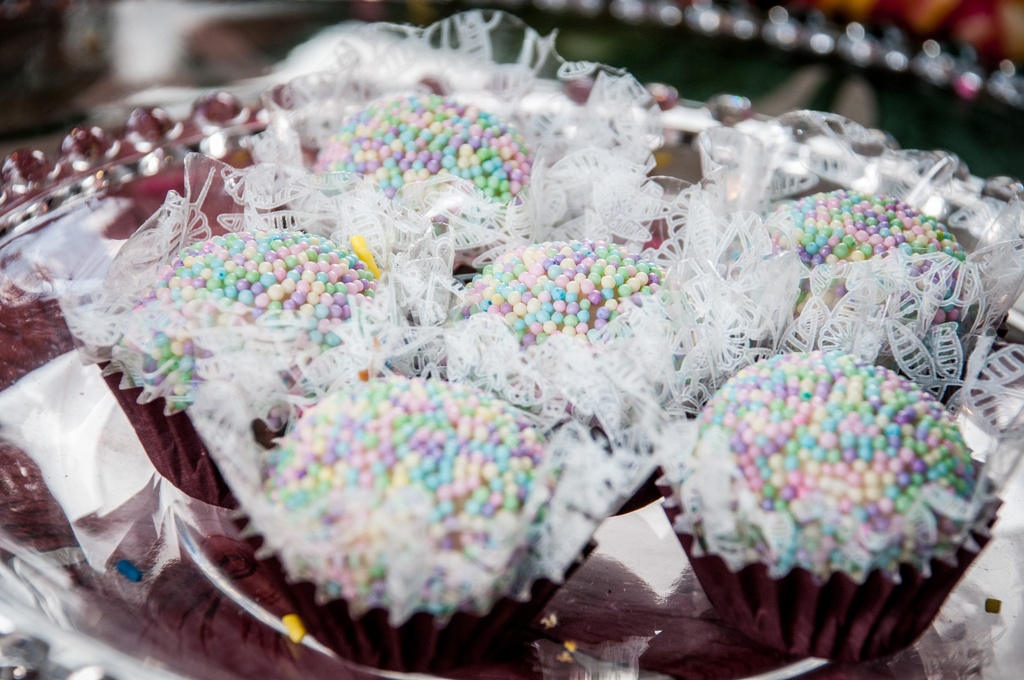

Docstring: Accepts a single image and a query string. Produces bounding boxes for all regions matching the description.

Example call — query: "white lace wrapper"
[639,179,807,415]
[697,110,1024,395]
[184,306,642,623]
[59,153,444,413]
[188,375,553,624]
[658,343,1024,583]
[250,10,661,265]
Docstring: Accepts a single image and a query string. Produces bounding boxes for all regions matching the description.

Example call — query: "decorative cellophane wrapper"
[655,339,1024,661]
[250,10,662,267]
[639,177,807,415]
[697,111,1024,397]
[659,337,1024,584]
[59,153,455,415]
[183,306,620,639]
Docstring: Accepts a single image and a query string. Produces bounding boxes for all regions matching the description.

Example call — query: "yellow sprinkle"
[350,235,381,279]
[563,641,577,653]
[539,613,558,629]
[282,614,306,643]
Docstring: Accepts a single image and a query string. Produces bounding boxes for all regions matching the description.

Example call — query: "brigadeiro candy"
[119,229,378,412]
[314,94,532,202]
[190,374,602,672]
[659,350,1001,661]
[459,239,665,347]
[774,189,966,325]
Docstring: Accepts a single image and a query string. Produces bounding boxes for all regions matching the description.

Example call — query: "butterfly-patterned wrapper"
[695,110,1024,400]
[656,339,1024,661]
[251,10,662,269]
[60,153,454,505]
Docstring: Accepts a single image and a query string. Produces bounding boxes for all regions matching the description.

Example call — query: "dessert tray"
[2,11,1024,680]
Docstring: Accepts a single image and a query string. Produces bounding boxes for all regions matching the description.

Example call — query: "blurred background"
[2,0,1023,179]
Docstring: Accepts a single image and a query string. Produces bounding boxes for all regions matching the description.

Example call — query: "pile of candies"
[774,190,965,267]
[131,230,378,403]
[460,240,665,346]
[698,350,976,576]
[314,94,533,201]
[263,375,548,614]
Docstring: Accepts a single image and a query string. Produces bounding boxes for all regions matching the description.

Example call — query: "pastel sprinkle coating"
[774,190,967,325]
[460,240,665,346]
[699,351,975,577]
[314,94,532,201]
[131,230,377,405]
[775,190,965,266]
[263,375,548,615]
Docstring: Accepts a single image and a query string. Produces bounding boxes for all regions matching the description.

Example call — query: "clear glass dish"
[2,12,1024,680]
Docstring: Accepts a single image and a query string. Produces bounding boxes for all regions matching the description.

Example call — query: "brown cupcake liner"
[658,483,995,662]
[244,535,594,674]
[101,366,236,509]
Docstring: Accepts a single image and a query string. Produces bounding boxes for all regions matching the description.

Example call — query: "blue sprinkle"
[116,559,143,582]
